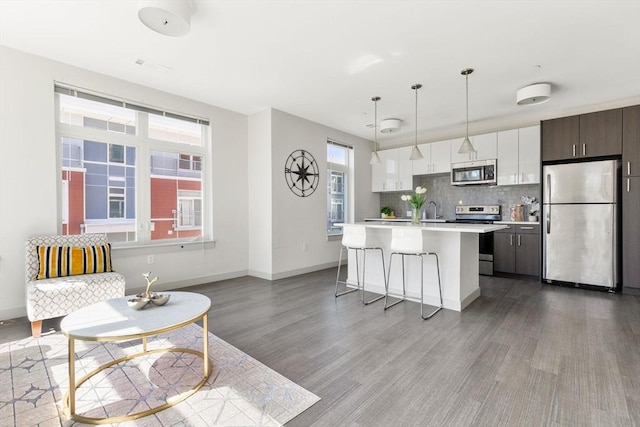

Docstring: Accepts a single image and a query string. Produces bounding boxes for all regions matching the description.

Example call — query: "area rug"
[0,324,320,426]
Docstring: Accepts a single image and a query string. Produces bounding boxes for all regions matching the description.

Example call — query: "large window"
[327,141,353,235]
[56,85,210,244]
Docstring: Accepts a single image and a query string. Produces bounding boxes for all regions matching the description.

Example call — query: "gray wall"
[379,173,540,221]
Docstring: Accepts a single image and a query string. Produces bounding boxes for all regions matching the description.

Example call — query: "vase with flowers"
[401,186,428,224]
[521,195,540,222]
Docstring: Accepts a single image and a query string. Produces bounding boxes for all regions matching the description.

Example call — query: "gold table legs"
[63,314,211,425]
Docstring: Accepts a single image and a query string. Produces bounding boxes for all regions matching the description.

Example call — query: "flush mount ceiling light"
[380,118,401,133]
[458,68,477,155]
[138,0,192,37]
[370,96,382,165]
[516,83,551,105]
[409,84,424,161]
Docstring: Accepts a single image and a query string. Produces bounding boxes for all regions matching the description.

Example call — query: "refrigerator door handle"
[546,207,551,234]
[546,174,551,201]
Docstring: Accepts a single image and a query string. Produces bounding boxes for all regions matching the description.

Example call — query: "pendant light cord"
[372,96,380,152]
[465,73,469,140]
[415,86,418,147]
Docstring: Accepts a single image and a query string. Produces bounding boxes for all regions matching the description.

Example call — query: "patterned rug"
[0,324,320,426]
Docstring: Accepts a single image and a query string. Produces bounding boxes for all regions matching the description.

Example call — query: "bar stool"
[385,227,443,319]
[335,225,385,305]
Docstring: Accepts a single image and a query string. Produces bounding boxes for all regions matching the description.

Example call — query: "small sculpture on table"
[127,272,170,310]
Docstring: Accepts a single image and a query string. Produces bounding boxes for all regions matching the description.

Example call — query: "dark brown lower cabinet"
[623,176,640,288]
[494,225,540,277]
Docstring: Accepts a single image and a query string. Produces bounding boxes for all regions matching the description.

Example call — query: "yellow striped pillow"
[35,244,113,280]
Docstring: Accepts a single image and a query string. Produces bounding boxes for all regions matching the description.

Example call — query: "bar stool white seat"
[385,227,443,319]
[335,225,385,305]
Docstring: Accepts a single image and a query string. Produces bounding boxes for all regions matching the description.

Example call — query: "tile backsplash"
[378,174,540,221]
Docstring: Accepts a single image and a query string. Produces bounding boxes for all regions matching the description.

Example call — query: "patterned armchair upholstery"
[25,234,126,337]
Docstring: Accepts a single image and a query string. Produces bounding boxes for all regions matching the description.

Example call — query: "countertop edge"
[342,222,509,233]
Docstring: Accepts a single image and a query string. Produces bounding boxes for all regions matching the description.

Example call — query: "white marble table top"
[60,291,211,341]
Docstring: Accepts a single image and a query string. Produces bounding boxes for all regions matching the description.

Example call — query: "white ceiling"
[1,0,639,148]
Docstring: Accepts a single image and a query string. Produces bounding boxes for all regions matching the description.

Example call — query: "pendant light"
[369,96,382,165]
[458,68,477,155]
[409,84,424,160]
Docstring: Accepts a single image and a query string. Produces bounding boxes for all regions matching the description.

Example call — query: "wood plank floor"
[3,269,640,426]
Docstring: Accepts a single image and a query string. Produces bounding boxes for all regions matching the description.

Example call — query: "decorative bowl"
[150,293,170,306]
[127,297,150,310]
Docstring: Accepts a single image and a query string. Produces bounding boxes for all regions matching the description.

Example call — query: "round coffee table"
[60,291,211,424]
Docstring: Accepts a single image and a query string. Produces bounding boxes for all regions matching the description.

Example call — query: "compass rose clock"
[284,149,320,197]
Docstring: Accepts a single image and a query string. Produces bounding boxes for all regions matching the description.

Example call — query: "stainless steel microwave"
[451,159,497,186]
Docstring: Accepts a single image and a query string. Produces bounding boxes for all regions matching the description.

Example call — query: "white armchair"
[25,234,125,337]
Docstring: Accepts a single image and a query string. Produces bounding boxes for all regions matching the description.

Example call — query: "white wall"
[0,46,249,320]
[0,46,381,320]
[248,109,273,277]
[269,109,379,278]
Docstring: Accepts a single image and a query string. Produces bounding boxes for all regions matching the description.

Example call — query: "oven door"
[478,232,494,276]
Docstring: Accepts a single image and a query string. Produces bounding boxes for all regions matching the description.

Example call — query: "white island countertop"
[348,221,508,233]
[339,222,508,312]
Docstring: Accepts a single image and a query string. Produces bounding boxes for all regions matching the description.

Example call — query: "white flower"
[416,186,427,195]
[401,195,410,201]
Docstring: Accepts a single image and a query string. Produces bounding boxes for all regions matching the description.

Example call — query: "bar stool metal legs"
[384,252,407,310]
[335,246,358,297]
[335,246,385,305]
[421,252,443,320]
[385,251,443,319]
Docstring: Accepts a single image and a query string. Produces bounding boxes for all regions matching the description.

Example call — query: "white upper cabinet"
[451,133,497,163]
[395,146,413,190]
[371,146,413,192]
[371,153,386,192]
[412,140,452,175]
[497,125,540,186]
[412,143,432,175]
[430,140,452,173]
[518,126,540,184]
[497,129,519,185]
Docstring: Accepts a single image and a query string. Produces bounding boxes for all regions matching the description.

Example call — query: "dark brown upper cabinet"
[623,105,640,177]
[542,108,622,162]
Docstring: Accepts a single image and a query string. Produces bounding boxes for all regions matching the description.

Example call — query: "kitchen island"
[341,222,508,311]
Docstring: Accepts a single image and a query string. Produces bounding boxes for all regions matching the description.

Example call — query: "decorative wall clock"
[284,149,319,197]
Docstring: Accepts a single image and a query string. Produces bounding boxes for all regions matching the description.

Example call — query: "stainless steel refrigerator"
[542,160,618,289]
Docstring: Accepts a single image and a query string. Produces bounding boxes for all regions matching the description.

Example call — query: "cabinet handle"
[628,178,631,193]
[572,144,576,157]
[629,161,631,176]
[582,143,586,156]
[520,226,534,230]
[517,235,521,246]
[510,235,513,246]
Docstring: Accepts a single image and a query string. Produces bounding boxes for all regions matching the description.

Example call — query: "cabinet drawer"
[516,225,540,234]
[495,225,515,234]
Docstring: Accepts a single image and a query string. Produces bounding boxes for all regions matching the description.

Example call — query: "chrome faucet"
[428,200,438,219]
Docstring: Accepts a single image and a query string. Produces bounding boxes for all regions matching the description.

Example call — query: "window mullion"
[137,112,152,242]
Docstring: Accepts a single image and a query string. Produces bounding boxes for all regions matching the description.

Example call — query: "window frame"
[326,140,353,236]
[55,85,212,247]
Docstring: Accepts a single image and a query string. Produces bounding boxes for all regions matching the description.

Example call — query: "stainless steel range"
[447,205,500,275]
